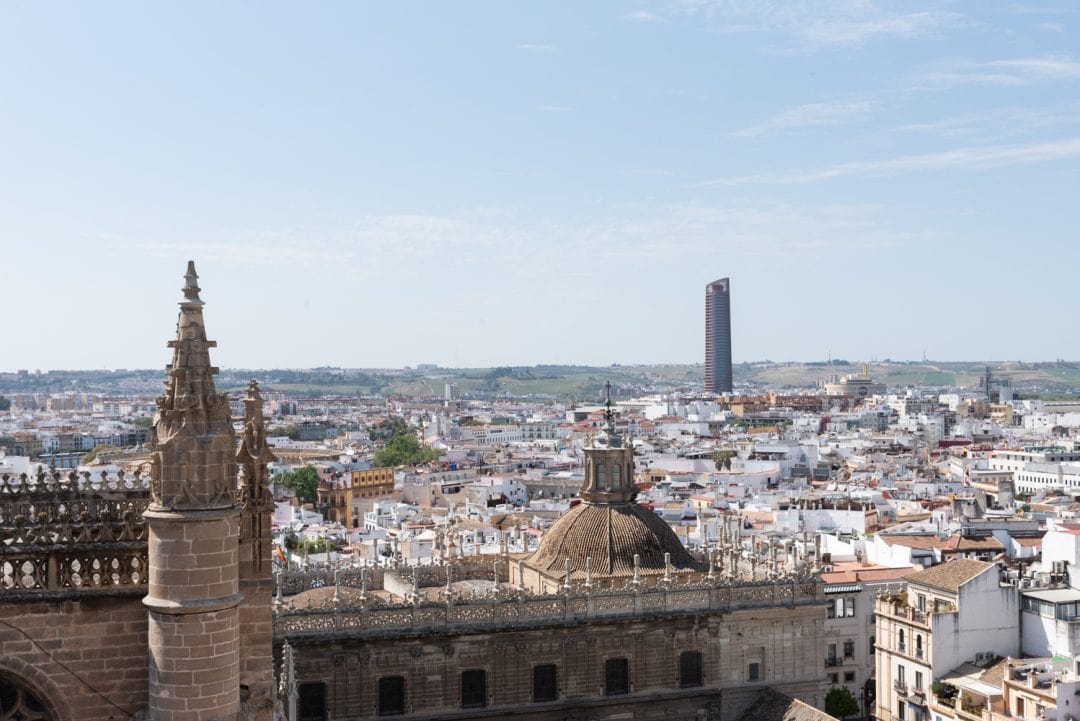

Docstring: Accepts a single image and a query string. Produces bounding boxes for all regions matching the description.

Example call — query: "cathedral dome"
[522,382,705,584]
[524,501,703,580]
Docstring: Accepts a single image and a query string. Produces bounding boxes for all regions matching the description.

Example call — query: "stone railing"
[0,470,152,599]
[272,577,823,640]
[275,557,515,596]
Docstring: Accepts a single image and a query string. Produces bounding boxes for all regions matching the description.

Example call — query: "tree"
[825,686,859,721]
[0,395,10,411]
[370,417,441,468]
[373,431,440,468]
[280,466,320,503]
[712,450,735,471]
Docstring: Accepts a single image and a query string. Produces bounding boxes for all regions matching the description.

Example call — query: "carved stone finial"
[149,261,234,511]
[183,260,203,305]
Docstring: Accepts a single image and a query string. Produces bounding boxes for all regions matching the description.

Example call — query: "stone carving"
[148,262,237,511]
[238,379,277,514]
[270,573,823,642]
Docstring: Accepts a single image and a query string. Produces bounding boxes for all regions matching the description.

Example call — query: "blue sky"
[3,2,1079,370]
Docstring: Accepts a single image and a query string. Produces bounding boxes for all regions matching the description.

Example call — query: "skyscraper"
[705,277,732,394]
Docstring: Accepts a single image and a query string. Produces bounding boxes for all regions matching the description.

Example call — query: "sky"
[2,1,1079,371]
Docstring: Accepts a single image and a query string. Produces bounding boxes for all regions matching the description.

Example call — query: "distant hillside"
[3,361,1080,400]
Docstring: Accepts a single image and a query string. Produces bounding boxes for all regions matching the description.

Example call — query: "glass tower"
[705,278,732,394]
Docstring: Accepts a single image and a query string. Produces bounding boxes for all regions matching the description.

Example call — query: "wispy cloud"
[916,55,1080,88]
[516,43,556,52]
[675,1,965,47]
[623,10,664,22]
[729,100,878,138]
[695,137,1080,186]
[891,106,1080,140]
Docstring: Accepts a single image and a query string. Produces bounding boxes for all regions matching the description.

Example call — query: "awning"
[824,583,864,594]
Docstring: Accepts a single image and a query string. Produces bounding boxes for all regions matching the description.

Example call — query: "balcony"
[826,658,840,667]
[878,600,931,627]
[895,680,908,694]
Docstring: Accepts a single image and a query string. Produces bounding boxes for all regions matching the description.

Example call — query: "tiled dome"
[525,501,704,579]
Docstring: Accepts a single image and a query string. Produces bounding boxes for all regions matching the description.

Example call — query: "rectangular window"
[915,671,923,691]
[845,597,856,617]
[532,664,557,703]
[461,669,486,709]
[829,673,839,685]
[828,601,837,619]
[377,676,405,717]
[844,640,855,658]
[605,658,630,696]
[845,672,856,683]
[748,662,761,682]
[898,665,906,685]
[298,682,327,721]
[918,594,927,611]
[898,700,906,721]
[680,651,703,688]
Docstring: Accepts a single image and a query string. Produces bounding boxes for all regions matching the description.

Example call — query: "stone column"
[145,508,243,721]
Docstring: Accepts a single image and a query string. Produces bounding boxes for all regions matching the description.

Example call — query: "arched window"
[899,629,906,652]
[0,674,54,721]
[595,464,606,490]
[611,465,621,488]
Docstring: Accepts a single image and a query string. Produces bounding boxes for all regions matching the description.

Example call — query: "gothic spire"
[148,261,236,510]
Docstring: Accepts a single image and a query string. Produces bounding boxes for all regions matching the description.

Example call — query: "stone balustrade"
[0,470,152,598]
[273,574,823,640]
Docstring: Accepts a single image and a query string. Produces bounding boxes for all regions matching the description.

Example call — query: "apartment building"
[875,560,1018,721]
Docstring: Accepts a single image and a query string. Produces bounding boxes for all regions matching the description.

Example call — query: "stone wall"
[0,594,148,721]
[282,602,825,721]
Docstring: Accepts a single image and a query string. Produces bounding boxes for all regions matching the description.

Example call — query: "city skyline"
[3,2,1080,369]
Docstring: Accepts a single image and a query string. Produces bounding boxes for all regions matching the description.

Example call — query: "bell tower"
[144,261,243,721]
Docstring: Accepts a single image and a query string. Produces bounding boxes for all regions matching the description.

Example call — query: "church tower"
[144,262,243,721]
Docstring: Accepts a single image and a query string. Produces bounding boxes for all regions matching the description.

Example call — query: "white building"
[875,559,1019,721]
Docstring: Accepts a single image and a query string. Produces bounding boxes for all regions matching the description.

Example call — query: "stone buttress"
[143,262,243,721]
[237,380,276,720]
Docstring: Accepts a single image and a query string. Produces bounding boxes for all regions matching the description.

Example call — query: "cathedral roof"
[739,689,839,721]
[524,501,704,579]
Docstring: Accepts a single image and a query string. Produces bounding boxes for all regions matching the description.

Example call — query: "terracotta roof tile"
[739,688,839,721]
[906,558,995,593]
[524,501,704,579]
